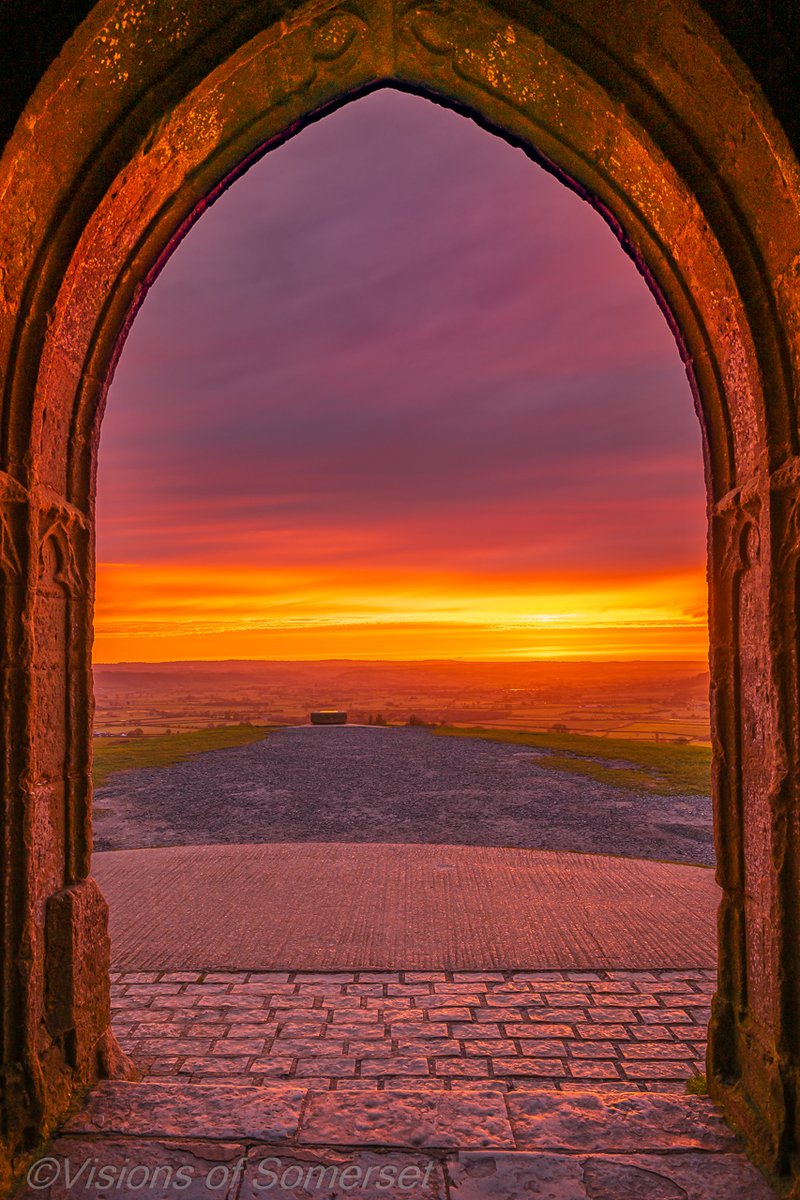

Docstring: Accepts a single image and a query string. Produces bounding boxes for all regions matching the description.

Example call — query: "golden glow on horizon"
[93,561,709,662]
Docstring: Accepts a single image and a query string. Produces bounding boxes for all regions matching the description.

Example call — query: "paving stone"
[586,1008,637,1023]
[113,1009,162,1023]
[421,995,484,1009]
[584,1152,777,1199]
[575,1023,628,1040]
[453,973,506,982]
[137,1039,214,1055]
[435,1059,489,1077]
[296,983,345,995]
[671,1025,709,1041]
[296,1058,356,1078]
[222,1023,277,1037]
[144,1058,183,1075]
[621,1062,694,1079]
[231,982,296,995]
[568,1042,620,1059]
[393,1022,448,1038]
[493,1059,566,1077]
[211,1039,265,1054]
[397,1039,463,1056]
[447,1151,582,1199]
[128,1023,186,1038]
[179,1058,253,1076]
[594,994,660,1008]
[540,994,591,1007]
[19,1136,247,1200]
[447,1151,776,1200]
[558,1081,635,1094]
[62,1082,307,1140]
[590,981,637,993]
[384,1079,448,1091]
[269,1038,346,1054]
[518,1040,567,1058]
[621,1042,693,1060]
[506,1090,739,1152]
[295,973,355,983]
[512,973,568,982]
[299,1088,515,1148]
[629,1024,674,1040]
[637,980,694,993]
[462,1040,519,1056]
[515,1023,575,1039]
[126,984,183,996]
[330,1011,381,1024]
[433,983,489,994]
[567,1062,622,1080]
[661,993,712,1007]
[640,1009,693,1024]
[248,1058,294,1077]
[485,994,541,1008]
[239,1149,445,1200]
[348,1039,399,1057]
[360,1057,429,1077]
[524,1009,585,1023]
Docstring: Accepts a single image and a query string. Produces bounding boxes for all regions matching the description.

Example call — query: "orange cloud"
[93,560,708,662]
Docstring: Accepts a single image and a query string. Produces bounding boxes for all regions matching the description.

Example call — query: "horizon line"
[92,656,710,667]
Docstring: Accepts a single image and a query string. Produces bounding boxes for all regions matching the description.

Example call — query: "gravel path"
[93,725,714,865]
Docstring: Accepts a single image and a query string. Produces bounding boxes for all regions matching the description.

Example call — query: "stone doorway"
[1,1,799,1194]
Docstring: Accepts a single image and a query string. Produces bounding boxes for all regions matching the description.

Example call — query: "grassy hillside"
[92,724,275,789]
[434,726,712,796]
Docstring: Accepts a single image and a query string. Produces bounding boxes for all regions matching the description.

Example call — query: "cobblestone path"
[112,968,712,1093]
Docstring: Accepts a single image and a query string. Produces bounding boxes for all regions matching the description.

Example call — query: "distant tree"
[407,714,428,727]
[549,723,569,733]
[128,727,145,738]
[374,713,387,727]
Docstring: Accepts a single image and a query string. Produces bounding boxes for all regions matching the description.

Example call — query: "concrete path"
[93,842,718,972]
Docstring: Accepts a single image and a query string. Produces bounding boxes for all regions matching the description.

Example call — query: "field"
[435,726,712,796]
[92,659,711,745]
[92,724,272,789]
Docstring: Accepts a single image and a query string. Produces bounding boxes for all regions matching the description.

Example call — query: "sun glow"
[94,561,708,662]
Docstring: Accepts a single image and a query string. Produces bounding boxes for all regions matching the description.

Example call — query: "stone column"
[0,479,131,1192]
[708,468,800,1183]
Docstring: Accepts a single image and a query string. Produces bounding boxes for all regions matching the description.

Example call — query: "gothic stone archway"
[1,0,800,1191]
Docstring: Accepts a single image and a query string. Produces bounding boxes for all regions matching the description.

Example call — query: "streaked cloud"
[97,89,706,661]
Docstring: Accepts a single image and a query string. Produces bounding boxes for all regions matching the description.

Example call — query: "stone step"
[63,1080,737,1152]
[26,1082,777,1198]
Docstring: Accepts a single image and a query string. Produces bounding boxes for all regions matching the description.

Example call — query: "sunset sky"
[96,88,708,663]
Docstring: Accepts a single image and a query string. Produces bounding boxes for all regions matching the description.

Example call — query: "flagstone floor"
[17,1079,777,1198]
